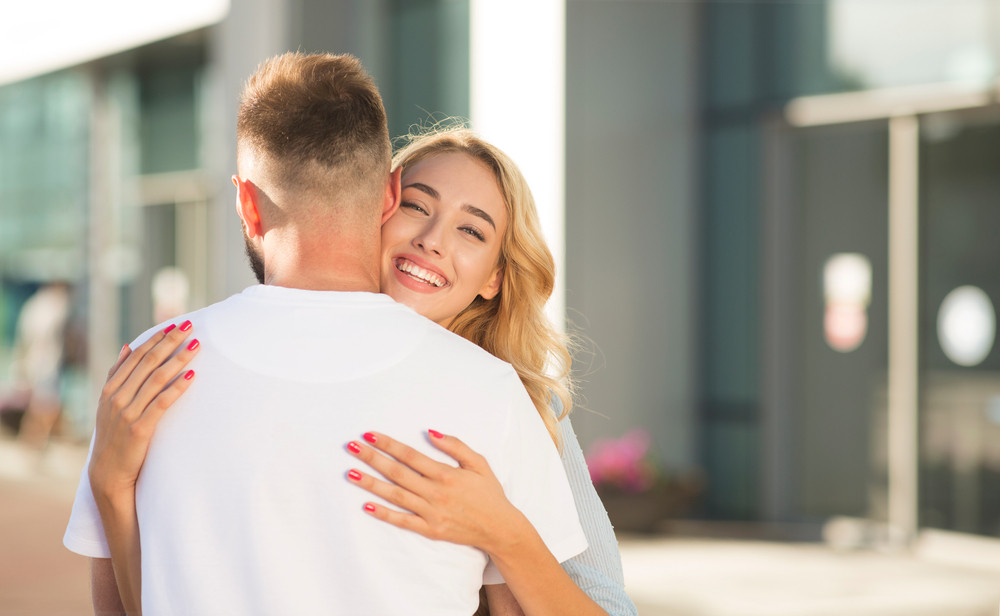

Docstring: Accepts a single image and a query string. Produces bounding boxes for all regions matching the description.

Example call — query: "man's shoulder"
[128,295,241,349]
[418,323,516,375]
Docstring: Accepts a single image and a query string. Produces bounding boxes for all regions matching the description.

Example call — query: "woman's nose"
[414,223,445,255]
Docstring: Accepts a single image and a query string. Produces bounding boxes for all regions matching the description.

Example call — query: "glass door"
[778,120,892,522]
[919,107,1000,537]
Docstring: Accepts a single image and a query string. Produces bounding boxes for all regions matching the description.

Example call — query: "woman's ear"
[233,175,262,238]
[478,267,504,300]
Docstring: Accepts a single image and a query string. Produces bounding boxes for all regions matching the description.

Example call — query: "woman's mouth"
[394,258,448,288]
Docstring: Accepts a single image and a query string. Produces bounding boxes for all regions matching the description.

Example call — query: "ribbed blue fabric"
[558,417,638,616]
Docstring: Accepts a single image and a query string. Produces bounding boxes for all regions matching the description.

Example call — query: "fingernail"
[348,469,362,481]
[187,339,200,351]
[428,429,444,439]
[163,324,176,334]
[119,344,129,357]
[183,370,195,381]
[363,503,377,513]
[179,320,193,332]
[363,432,377,444]
[347,441,361,454]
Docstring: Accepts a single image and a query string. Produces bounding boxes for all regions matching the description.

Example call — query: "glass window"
[829,0,1000,90]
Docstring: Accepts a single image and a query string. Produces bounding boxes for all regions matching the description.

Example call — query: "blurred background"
[2,0,1000,614]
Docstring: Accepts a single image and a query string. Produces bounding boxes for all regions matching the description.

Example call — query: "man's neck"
[266,270,379,293]
[263,232,381,293]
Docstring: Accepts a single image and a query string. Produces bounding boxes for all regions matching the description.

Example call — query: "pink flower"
[585,429,659,493]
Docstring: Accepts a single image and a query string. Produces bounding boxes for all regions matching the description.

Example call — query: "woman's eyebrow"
[403,182,440,200]
[462,204,496,230]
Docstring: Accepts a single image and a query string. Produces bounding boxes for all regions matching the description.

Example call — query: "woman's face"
[380,151,508,328]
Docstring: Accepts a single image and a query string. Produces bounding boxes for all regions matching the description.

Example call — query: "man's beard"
[243,230,265,284]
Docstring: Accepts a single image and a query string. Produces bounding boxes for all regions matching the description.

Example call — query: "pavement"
[2,433,999,616]
[0,434,91,616]
[620,535,1000,616]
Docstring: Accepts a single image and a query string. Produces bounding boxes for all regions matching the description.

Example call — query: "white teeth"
[396,260,446,287]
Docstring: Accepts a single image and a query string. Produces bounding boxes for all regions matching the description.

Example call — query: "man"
[64,52,585,615]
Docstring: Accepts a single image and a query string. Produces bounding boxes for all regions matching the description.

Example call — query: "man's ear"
[380,167,402,225]
[233,175,262,238]
[478,266,504,301]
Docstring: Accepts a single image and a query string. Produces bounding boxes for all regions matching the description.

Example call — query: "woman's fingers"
[359,432,452,479]
[345,432,519,549]
[129,333,200,419]
[109,321,194,416]
[360,501,432,537]
[104,322,178,393]
[106,345,132,380]
[426,430,489,472]
[346,436,433,492]
[134,367,196,430]
[346,468,430,517]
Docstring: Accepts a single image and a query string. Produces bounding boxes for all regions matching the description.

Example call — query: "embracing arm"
[92,557,127,616]
[556,418,638,615]
[346,431,609,616]
[89,492,140,615]
[480,507,608,616]
[87,322,200,615]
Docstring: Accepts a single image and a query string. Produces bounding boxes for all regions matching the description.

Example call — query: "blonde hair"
[392,126,573,448]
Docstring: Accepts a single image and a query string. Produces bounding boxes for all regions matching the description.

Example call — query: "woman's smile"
[392,255,450,290]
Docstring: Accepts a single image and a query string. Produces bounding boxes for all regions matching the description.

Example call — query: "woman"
[92,127,637,616]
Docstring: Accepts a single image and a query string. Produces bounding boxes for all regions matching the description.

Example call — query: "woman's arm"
[346,430,613,616]
[556,418,638,615]
[88,322,200,615]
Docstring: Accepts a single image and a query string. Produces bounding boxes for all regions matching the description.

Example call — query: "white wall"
[565,0,700,471]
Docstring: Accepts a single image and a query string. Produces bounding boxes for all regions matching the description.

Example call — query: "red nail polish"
[364,503,376,513]
[363,432,377,444]
[163,324,176,334]
[428,429,444,439]
[347,441,361,454]
[187,339,200,351]
[179,320,193,332]
[348,469,362,481]
[183,370,195,381]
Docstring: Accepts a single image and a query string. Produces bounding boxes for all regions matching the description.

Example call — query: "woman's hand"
[347,431,611,616]
[88,321,200,498]
[345,430,530,556]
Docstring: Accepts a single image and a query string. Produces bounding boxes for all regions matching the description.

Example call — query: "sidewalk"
[0,435,91,616]
[620,535,1000,616]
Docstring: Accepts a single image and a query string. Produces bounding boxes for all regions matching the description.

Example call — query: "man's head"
[234,52,394,284]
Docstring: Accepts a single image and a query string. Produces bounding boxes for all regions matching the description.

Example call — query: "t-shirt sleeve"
[482,374,588,585]
[63,433,111,558]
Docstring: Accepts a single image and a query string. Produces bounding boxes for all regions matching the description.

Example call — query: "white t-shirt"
[64,286,586,616]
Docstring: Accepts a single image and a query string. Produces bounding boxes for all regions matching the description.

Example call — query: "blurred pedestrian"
[12,282,71,449]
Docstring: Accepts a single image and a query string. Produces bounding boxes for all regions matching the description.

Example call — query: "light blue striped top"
[557,416,638,616]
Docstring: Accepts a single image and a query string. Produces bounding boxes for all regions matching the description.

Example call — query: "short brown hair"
[237,52,390,211]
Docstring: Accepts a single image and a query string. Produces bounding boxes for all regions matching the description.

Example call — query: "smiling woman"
[381,151,507,328]
[387,127,573,448]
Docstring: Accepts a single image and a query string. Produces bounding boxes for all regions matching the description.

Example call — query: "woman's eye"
[401,201,427,215]
[461,227,486,241]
